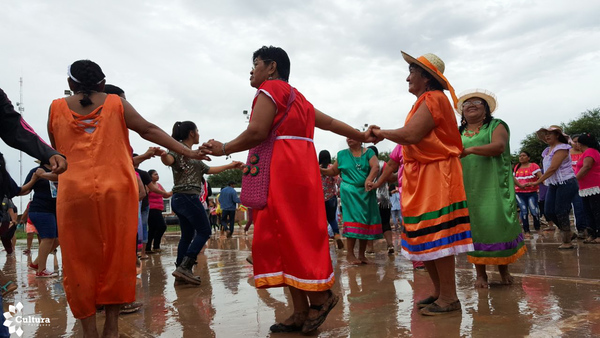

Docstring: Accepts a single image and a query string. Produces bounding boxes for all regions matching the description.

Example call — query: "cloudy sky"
[1,0,599,206]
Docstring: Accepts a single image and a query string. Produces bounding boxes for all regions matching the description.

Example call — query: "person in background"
[366,145,394,254]
[390,185,401,231]
[569,134,588,238]
[513,151,543,239]
[219,181,240,238]
[527,125,578,249]
[573,133,600,243]
[145,170,171,252]
[318,150,343,249]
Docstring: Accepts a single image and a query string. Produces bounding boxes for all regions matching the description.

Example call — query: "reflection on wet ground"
[3,228,600,337]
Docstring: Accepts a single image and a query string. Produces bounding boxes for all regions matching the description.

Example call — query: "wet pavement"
[3,228,600,337]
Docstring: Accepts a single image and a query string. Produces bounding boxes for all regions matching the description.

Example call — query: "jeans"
[171,193,212,265]
[515,192,541,233]
[391,210,402,225]
[221,209,236,233]
[571,194,588,233]
[141,204,150,243]
[325,197,340,235]
[545,178,579,232]
[582,193,600,238]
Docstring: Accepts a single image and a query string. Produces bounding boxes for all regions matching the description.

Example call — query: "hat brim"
[456,91,497,115]
[536,128,569,144]
[401,51,449,90]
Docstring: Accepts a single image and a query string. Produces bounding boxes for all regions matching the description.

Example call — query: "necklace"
[463,125,482,137]
[350,147,364,170]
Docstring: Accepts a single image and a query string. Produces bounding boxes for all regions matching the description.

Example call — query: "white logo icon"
[3,302,24,337]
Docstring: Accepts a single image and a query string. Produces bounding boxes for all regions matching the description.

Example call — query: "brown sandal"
[302,290,339,333]
[420,300,461,316]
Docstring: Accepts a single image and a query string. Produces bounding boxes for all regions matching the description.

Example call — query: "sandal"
[420,300,461,316]
[269,312,306,333]
[301,290,339,333]
[416,296,438,309]
[1,281,17,297]
[120,302,143,314]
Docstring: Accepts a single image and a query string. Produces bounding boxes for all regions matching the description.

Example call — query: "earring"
[268,76,273,80]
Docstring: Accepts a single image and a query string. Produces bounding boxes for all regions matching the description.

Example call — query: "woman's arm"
[137,175,146,201]
[528,149,569,186]
[576,157,595,181]
[314,109,373,142]
[320,161,341,176]
[207,161,244,175]
[147,182,171,198]
[369,159,399,191]
[19,173,39,196]
[371,102,435,145]
[462,124,508,158]
[364,155,380,191]
[513,176,524,189]
[122,99,210,160]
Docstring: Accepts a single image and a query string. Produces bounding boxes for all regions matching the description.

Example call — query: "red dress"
[251,80,334,291]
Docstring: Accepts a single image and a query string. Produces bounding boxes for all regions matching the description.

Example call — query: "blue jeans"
[141,204,150,243]
[221,209,236,233]
[515,192,540,233]
[571,194,587,233]
[545,178,579,232]
[325,197,340,235]
[171,193,212,265]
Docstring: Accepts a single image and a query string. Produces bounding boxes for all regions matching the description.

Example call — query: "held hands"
[365,179,375,192]
[203,139,225,156]
[185,145,212,161]
[34,168,46,177]
[460,147,472,158]
[230,161,245,169]
[364,125,384,144]
[49,154,67,174]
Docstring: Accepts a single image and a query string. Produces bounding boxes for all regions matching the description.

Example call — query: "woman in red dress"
[207,46,376,333]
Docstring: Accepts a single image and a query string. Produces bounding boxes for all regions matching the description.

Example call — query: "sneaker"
[36,269,58,278]
[28,263,39,271]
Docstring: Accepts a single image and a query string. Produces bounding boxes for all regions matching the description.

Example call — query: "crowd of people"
[0,46,598,337]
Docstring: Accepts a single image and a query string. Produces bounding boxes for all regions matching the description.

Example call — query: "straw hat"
[456,89,498,115]
[401,51,458,107]
[536,125,569,144]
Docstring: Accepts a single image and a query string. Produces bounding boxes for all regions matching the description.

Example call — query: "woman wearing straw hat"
[371,52,473,315]
[526,125,578,249]
[458,89,526,288]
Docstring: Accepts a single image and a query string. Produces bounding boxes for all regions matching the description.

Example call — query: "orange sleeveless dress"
[49,94,138,319]
[400,91,474,261]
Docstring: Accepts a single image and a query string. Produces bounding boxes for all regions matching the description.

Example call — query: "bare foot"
[500,273,514,285]
[474,275,488,288]
[347,255,362,265]
[358,255,370,264]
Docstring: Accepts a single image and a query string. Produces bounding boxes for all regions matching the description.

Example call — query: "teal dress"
[337,148,382,240]
[461,118,526,265]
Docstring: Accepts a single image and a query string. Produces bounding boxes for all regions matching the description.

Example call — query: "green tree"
[207,169,243,189]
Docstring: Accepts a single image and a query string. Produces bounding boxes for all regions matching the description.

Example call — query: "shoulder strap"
[272,86,296,131]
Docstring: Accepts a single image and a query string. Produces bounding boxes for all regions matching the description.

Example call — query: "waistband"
[548,177,577,186]
[275,136,314,142]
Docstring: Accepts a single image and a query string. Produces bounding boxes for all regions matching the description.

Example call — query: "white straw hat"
[456,89,498,115]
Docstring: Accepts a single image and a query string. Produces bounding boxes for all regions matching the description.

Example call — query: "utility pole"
[16,77,25,212]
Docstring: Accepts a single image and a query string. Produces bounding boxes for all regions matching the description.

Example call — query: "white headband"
[67,65,104,85]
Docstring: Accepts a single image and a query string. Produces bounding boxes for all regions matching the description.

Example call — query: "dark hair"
[318,150,331,169]
[458,98,493,133]
[0,154,12,199]
[577,133,600,152]
[68,60,106,107]
[514,150,532,172]
[148,169,157,177]
[228,181,236,186]
[253,46,291,82]
[171,121,197,141]
[409,64,444,92]
[103,84,124,96]
[367,145,379,157]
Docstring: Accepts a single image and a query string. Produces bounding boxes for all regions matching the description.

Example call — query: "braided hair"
[68,60,106,107]
[171,121,197,142]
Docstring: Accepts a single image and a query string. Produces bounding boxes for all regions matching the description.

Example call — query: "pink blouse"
[575,148,600,196]
[148,183,166,210]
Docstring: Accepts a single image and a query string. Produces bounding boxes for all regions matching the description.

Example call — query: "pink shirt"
[575,148,600,196]
[148,183,166,210]
[389,145,404,194]
[514,163,541,193]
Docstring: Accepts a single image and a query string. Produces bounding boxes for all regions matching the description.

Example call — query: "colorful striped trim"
[401,243,474,261]
[473,233,524,252]
[467,245,527,265]
[343,232,384,240]
[401,230,472,253]
[254,271,335,292]
[403,201,468,224]
[343,223,383,236]
[404,216,470,238]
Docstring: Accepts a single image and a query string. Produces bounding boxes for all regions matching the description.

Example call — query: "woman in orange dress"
[372,52,473,315]
[207,46,376,333]
[48,60,209,338]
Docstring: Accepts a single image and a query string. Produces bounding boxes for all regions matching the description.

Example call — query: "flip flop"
[302,290,339,333]
[416,296,438,309]
[420,300,461,316]
[269,322,303,333]
[1,281,17,297]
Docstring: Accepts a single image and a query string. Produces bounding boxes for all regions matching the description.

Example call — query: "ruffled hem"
[467,244,527,265]
[401,243,474,261]
[580,186,600,197]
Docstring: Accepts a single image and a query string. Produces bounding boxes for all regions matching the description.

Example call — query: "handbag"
[240,86,296,209]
